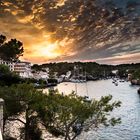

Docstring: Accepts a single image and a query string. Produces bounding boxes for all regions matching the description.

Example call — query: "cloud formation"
[0,0,140,64]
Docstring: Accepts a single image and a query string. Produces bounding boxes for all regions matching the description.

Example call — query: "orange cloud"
[0,0,140,64]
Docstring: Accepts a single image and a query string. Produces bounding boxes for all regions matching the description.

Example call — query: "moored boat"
[138,88,140,94]
[115,82,118,86]
[131,79,140,85]
[119,79,125,82]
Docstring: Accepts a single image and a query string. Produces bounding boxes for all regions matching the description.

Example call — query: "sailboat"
[70,65,87,83]
[72,65,91,102]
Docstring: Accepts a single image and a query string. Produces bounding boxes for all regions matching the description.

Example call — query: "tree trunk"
[65,128,70,140]
[25,108,30,140]
[71,134,78,140]
[65,131,69,140]
[3,118,6,132]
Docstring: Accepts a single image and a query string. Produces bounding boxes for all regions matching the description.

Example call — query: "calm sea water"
[44,79,140,140]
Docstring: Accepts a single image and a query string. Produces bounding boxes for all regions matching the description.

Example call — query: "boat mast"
[74,65,78,94]
[85,64,89,97]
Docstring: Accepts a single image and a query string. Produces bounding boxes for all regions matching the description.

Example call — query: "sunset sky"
[0,0,140,64]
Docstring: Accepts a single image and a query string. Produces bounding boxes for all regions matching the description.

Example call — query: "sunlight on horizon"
[36,42,62,58]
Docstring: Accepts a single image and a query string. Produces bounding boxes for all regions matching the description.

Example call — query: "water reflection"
[44,79,140,140]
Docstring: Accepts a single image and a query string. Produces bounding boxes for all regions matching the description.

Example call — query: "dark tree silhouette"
[0,35,24,61]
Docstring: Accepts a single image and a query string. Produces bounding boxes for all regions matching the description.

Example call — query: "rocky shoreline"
[130,79,140,94]
[131,79,140,85]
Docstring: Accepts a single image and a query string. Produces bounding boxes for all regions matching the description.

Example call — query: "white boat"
[119,80,125,82]
[115,82,118,86]
[70,79,81,83]
[80,79,86,83]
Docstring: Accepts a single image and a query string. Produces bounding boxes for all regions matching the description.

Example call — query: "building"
[0,58,32,78]
[128,73,132,81]
[0,59,14,71]
[14,62,32,78]
[32,71,49,80]
[112,70,118,75]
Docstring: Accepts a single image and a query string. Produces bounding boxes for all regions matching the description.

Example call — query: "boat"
[115,82,118,86]
[70,79,81,83]
[119,79,125,82]
[46,79,58,87]
[83,96,91,103]
[70,65,87,83]
[80,79,86,83]
[131,79,140,85]
[112,79,117,83]
[138,88,140,94]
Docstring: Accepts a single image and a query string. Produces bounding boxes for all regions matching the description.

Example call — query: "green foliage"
[33,62,140,79]
[0,84,47,140]
[47,78,57,84]
[0,35,6,45]
[133,69,140,79]
[23,78,38,84]
[20,116,43,140]
[0,64,21,86]
[31,64,42,72]
[32,62,115,79]
[48,69,56,78]
[40,91,121,140]
[0,84,40,117]
[1,84,121,140]
[117,69,127,78]
[0,64,10,74]
[0,86,23,118]
[0,35,24,61]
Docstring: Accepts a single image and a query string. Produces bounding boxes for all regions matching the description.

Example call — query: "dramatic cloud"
[0,0,140,64]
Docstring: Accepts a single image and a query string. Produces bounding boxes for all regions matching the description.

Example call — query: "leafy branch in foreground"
[0,84,46,140]
[0,64,22,86]
[40,91,121,140]
[0,84,121,140]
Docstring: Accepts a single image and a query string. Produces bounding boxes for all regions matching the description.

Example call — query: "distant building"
[14,62,32,78]
[112,70,118,75]
[65,71,71,79]
[0,58,32,78]
[32,71,49,80]
[128,73,132,81]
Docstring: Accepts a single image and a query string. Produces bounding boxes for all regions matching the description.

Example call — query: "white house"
[0,59,32,78]
[14,62,33,78]
[32,71,49,80]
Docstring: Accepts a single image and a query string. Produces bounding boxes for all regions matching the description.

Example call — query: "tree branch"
[8,118,26,125]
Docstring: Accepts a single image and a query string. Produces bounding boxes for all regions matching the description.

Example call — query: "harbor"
[44,79,140,140]
[0,0,140,139]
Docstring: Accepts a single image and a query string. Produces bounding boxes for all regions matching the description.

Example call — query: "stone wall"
[0,99,4,133]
